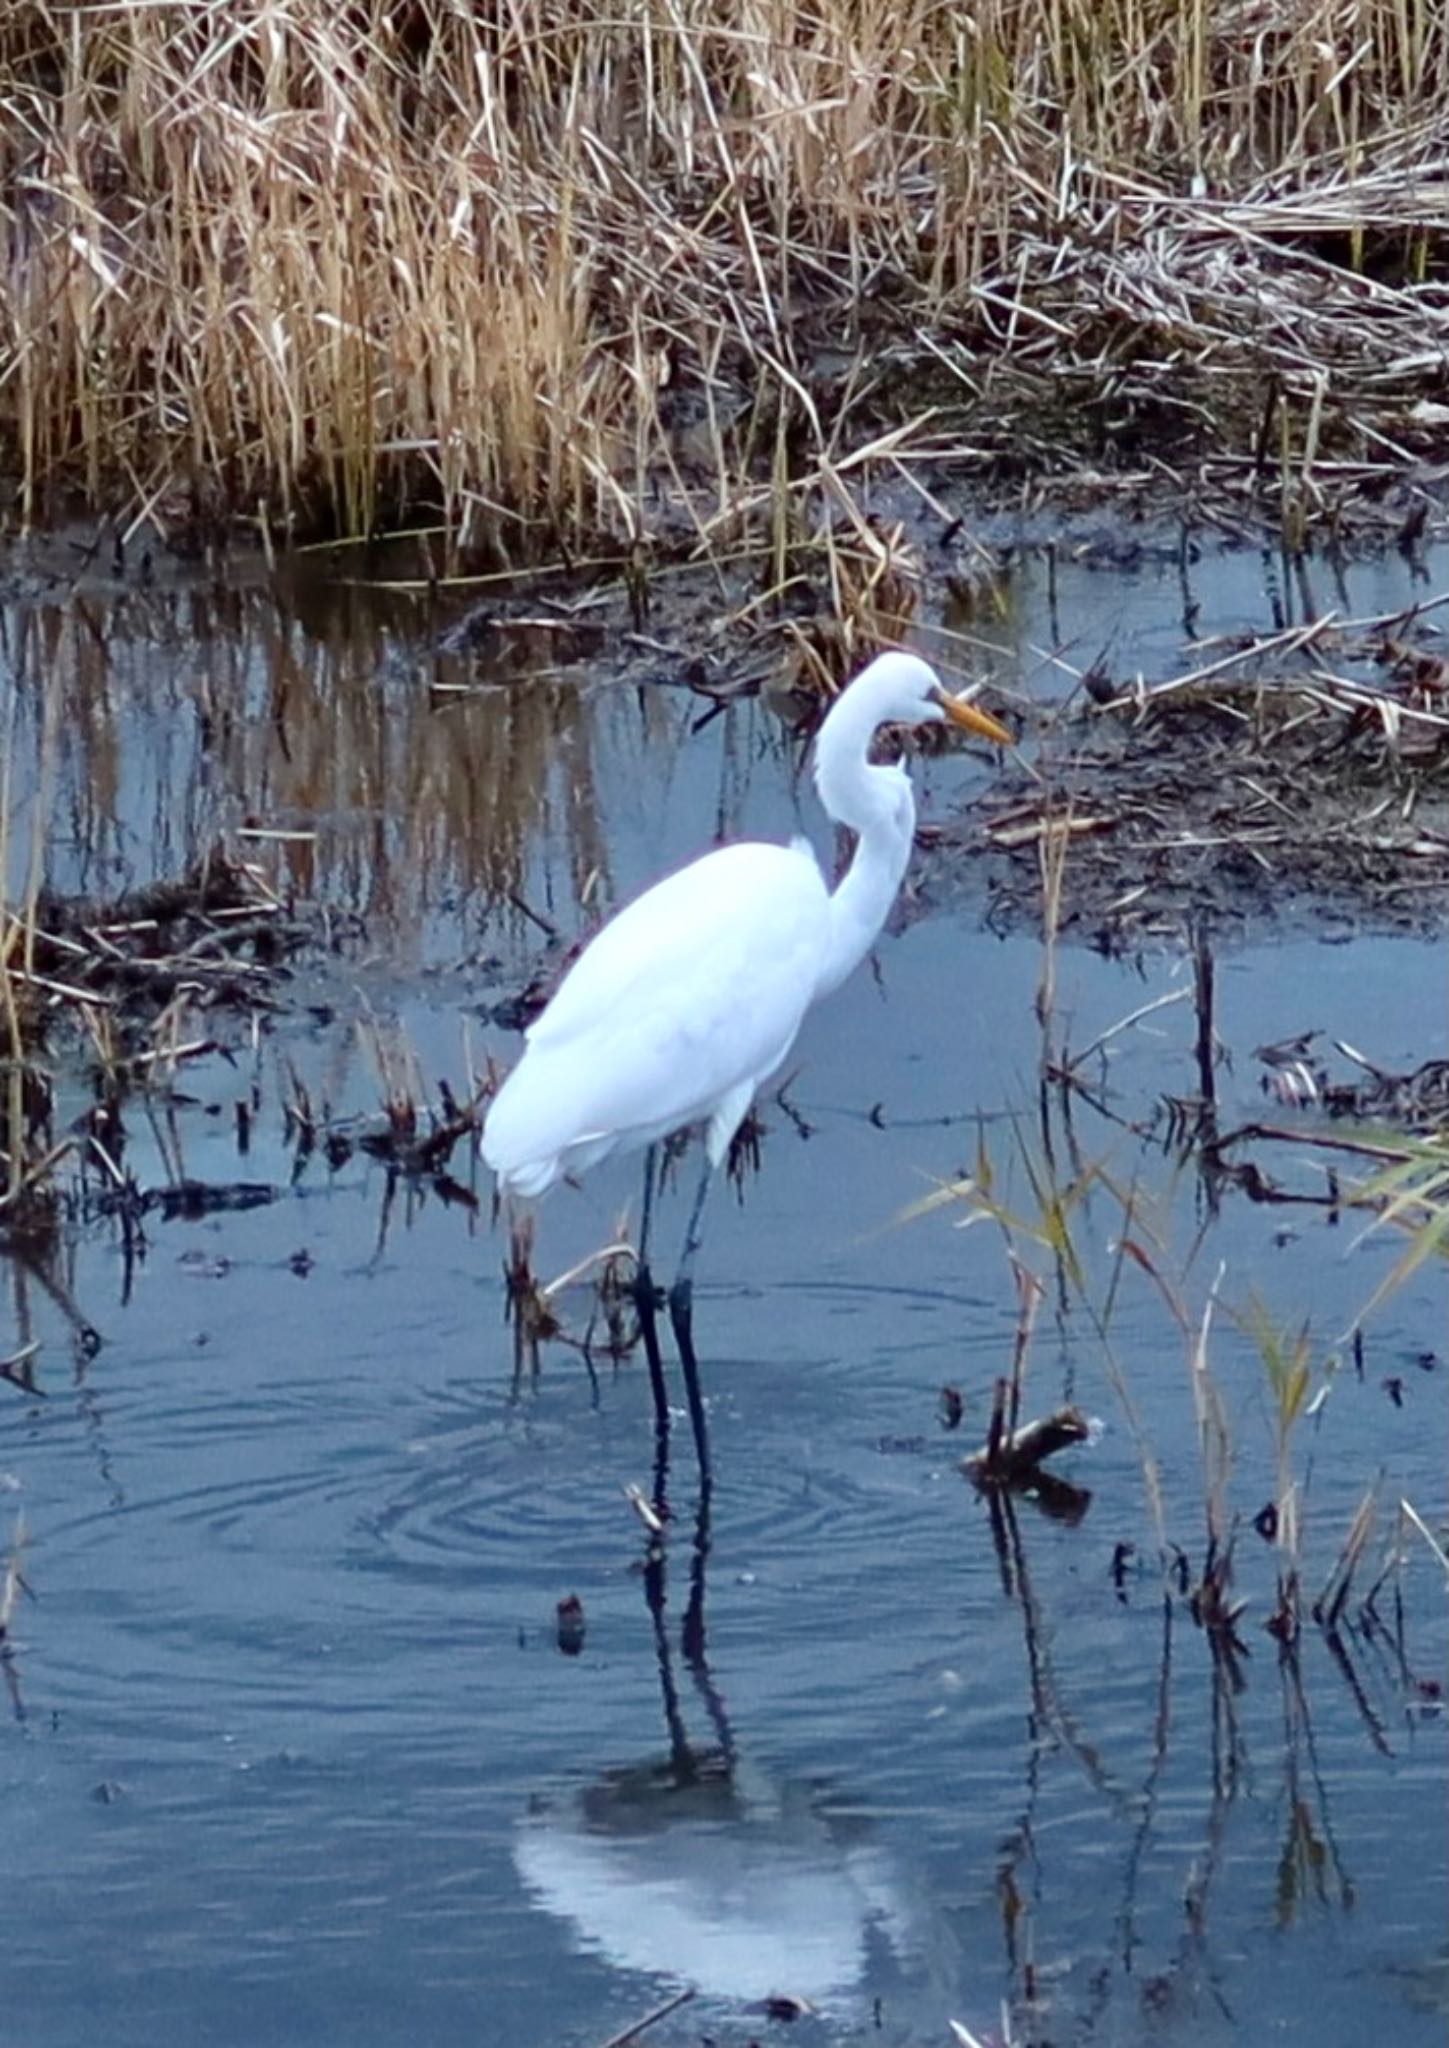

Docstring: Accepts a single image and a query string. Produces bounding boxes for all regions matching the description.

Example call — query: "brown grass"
[3,0,1448,543]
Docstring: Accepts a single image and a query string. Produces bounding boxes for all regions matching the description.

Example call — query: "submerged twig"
[592,1987,696,2048]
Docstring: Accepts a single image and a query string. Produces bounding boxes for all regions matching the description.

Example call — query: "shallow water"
[2,531,1446,2048]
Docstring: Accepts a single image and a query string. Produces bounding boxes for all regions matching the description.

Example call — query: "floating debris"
[964,1403,1094,1488]
[555,1595,586,1657]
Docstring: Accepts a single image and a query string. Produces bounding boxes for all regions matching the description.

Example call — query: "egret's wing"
[483,841,828,1187]
[526,842,818,1051]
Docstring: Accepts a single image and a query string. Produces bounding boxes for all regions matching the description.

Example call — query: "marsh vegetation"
[4,0,1449,552]
[3,6,1448,2045]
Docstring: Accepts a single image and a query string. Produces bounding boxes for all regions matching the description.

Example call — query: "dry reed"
[3,0,1447,542]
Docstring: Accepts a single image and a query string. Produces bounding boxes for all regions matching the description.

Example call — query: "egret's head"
[848,650,1012,745]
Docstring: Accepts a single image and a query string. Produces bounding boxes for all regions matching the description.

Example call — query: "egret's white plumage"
[483,840,830,1196]
[482,651,1010,1201]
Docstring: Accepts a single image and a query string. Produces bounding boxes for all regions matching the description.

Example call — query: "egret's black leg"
[668,1156,715,1479]
[638,1142,659,1267]
[633,1145,671,1457]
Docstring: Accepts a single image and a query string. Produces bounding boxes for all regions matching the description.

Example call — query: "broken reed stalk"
[1313,1481,1379,1629]
[961,1239,1095,1493]
[504,1213,561,1381]
[0,1515,29,1639]
[1239,1292,1321,1642]
[966,1398,1091,1488]
[0,660,61,1227]
[1033,795,1071,1039]
[1398,1496,1449,1584]
[1006,1255,1043,1437]
[592,1986,696,2048]
[4,0,1449,539]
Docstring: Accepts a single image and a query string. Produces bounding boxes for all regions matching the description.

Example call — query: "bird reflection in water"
[513,1483,915,2010]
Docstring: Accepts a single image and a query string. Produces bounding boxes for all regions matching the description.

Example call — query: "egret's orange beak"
[933,685,1013,746]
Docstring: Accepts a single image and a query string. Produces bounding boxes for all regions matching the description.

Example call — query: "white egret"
[482,650,1012,1471]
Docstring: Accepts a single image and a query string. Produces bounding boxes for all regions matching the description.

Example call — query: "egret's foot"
[668,1275,712,1480]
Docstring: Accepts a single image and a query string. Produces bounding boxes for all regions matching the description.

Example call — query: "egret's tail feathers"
[480,1085,553,1197]
[481,1147,557,1199]
[482,1080,614,1198]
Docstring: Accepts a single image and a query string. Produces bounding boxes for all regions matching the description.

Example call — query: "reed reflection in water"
[0,555,676,954]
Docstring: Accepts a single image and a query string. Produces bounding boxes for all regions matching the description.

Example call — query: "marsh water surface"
[3,528,1446,2047]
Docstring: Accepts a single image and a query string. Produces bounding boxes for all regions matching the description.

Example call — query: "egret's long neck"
[812,692,917,1000]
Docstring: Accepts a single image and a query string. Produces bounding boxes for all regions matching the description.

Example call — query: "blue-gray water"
[2,531,1446,2047]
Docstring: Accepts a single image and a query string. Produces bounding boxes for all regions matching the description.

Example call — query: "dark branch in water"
[965,1388,1093,1491]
